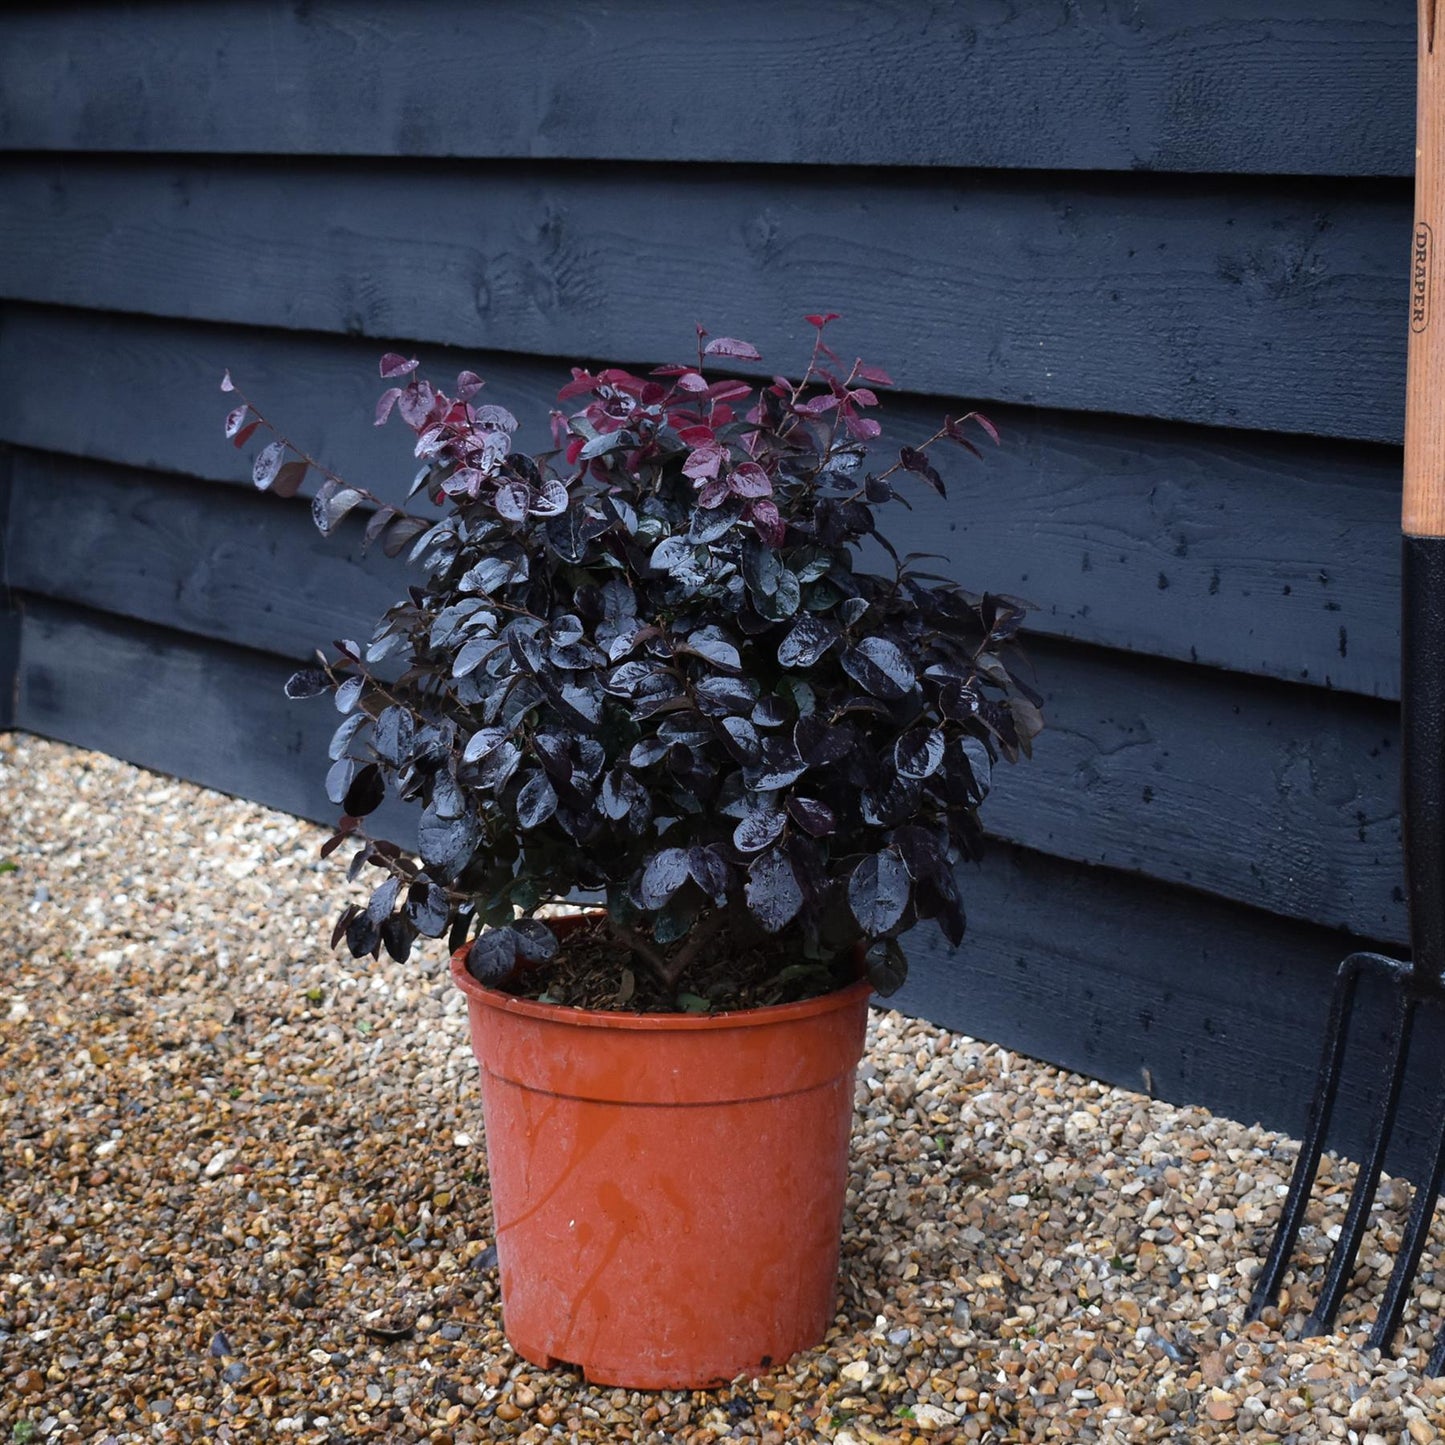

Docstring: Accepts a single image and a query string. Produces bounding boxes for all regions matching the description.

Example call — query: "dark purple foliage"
[226,319,1039,998]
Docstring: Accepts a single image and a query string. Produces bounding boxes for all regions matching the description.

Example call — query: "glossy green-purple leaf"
[382,514,431,558]
[958,736,992,803]
[252,441,286,489]
[694,675,758,717]
[431,770,465,819]
[333,675,363,713]
[512,918,558,963]
[746,738,807,791]
[745,847,803,934]
[516,771,558,829]
[751,693,789,729]
[417,805,479,877]
[786,795,836,838]
[531,733,573,782]
[629,736,669,769]
[682,625,742,673]
[380,914,415,963]
[366,876,400,924]
[272,460,308,500]
[864,938,908,997]
[729,462,773,499]
[380,352,419,378]
[311,480,366,536]
[847,850,911,935]
[453,635,503,678]
[460,554,526,595]
[345,912,382,959]
[892,823,946,882]
[841,637,916,699]
[898,446,946,497]
[328,711,367,759]
[529,478,570,517]
[794,715,852,768]
[733,800,786,854]
[330,903,360,950]
[346,844,372,883]
[495,479,531,522]
[373,706,415,766]
[343,763,385,817]
[703,336,761,361]
[719,715,761,764]
[480,741,521,794]
[640,847,691,909]
[861,772,921,828]
[285,666,331,700]
[556,678,604,729]
[462,726,509,764]
[895,727,945,780]
[686,846,730,904]
[777,616,839,669]
[325,757,358,806]
[600,766,642,821]
[406,881,450,938]
[467,928,518,985]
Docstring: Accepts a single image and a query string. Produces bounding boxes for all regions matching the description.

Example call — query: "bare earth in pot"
[494,912,855,1013]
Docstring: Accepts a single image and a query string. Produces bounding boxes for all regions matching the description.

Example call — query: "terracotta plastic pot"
[449,916,871,1389]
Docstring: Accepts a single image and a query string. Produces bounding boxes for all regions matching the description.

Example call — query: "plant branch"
[661,908,728,983]
[606,918,673,988]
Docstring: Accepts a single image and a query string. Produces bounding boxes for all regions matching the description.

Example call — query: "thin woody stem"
[607,908,729,992]
[661,908,728,983]
[606,919,673,988]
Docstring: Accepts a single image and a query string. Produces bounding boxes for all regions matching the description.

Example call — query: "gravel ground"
[4,732,1445,1444]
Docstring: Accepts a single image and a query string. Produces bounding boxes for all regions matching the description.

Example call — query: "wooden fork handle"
[1404,0,1445,978]
[1406,0,1445,535]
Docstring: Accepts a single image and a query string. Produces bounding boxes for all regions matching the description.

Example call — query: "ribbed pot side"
[449,923,872,1390]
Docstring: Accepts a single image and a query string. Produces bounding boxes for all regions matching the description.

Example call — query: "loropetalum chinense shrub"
[224,316,1042,1005]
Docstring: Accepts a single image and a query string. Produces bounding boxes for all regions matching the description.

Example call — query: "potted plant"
[223,314,1042,1389]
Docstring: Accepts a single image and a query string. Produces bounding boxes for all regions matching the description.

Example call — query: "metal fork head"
[1244,950,1445,1368]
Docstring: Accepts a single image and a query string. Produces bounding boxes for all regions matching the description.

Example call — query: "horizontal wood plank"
[0,158,1410,440]
[1004,641,1402,944]
[0,309,1405,700]
[8,451,419,663]
[13,598,413,843]
[6,463,1406,943]
[0,2,1413,178]
[897,845,1442,1186]
[17,598,1437,1178]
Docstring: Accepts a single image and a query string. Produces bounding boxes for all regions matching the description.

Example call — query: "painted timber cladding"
[0,1,1428,1167]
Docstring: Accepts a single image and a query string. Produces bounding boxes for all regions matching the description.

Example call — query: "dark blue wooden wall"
[0,2,1430,1165]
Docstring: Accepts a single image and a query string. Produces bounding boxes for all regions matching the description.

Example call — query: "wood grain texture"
[1405,0,1445,533]
[16,598,1436,1177]
[6,453,418,662]
[0,1,1413,178]
[0,308,1405,700]
[5,456,1406,943]
[0,157,1410,440]
[995,639,1404,945]
[13,598,413,842]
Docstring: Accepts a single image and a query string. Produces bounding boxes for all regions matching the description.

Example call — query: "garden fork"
[1243,0,1445,1370]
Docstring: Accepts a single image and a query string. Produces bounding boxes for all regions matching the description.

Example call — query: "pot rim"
[447,912,874,1032]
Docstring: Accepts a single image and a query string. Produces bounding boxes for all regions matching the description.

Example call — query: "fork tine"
[1245,952,1371,1322]
[1372,1058,1445,1363]
[1303,988,1417,1335]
